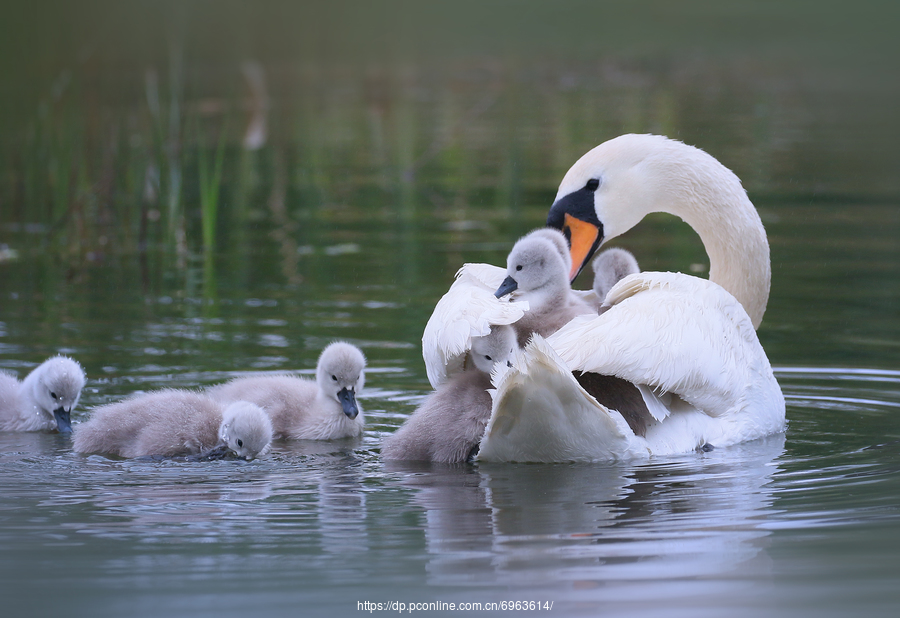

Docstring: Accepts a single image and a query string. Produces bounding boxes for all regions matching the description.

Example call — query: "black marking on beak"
[338,387,359,419]
[506,360,513,368]
[53,407,72,434]
[547,187,605,281]
[494,276,519,298]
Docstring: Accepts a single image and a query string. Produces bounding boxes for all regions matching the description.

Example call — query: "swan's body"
[0,356,85,433]
[207,342,366,440]
[383,326,516,463]
[426,134,785,462]
[72,391,272,459]
[478,274,784,461]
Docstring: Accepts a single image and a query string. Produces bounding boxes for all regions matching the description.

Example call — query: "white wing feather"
[480,272,785,462]
[422,263,529,388]
[478,335,649,462]
[547,272,778,418]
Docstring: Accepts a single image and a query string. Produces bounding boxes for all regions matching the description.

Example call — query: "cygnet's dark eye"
[237,439,243,448]
[515,265,523,271]
[50,391,58,400]
[585,178,600,191]
[331,375,337,381]
[485,355,492,361]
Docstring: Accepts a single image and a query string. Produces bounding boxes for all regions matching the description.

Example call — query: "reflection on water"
[390,435,784,599]
[1,369,900,616]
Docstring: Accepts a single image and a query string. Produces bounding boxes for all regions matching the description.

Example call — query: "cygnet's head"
[27,356,86,433]
[316,342,366,420]
[520,228,572,276]
[591,247,640,300]
[218,401,273,459]
[470,325,517,374]
[495,232,569,300]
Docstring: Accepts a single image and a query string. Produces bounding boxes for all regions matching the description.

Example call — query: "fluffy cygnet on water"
[382,325,517,463]
[72,390,272,459]
[494,229,595,346]
[207,341,366,440]
[0,355,86,433]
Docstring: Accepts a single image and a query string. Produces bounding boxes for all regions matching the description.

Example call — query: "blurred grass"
[0,0,898,270]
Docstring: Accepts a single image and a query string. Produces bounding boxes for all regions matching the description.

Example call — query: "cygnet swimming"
[0,355,86,433]
[494,229,594,346]
[72,390,272,459]
[382,325,516,463]
[207,341,366,440]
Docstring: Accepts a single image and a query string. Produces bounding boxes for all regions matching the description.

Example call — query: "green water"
[2,2,900,616]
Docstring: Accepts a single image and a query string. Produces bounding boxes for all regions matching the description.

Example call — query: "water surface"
[2,2,900,616]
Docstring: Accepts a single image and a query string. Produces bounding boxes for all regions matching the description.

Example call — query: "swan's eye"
[237,439,243,448]
[50,391,58,400]
[485,355,492,361]
[585,178,600,191]
[331,375,338,381]
[515,265,523,271]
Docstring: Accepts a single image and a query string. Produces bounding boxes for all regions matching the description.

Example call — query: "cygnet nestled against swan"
[590,248,640,303]
[0,356,86,433]
[494,228,595,346]
[426,134,785,462]
[207,341,366,440]
[72,391,272,459]
[383,325,517,463]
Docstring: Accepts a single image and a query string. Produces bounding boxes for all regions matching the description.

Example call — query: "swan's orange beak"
[562,213,601,283]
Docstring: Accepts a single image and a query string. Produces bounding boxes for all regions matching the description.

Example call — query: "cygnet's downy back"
[73,390,271,460]
[207,341,367,440]
[0,355,86,433]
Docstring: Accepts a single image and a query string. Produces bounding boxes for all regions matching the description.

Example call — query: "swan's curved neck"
[651,165,770,328]
[561,135,772,328]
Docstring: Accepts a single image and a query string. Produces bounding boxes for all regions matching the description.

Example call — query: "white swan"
[382,325,516,463]
[426,134,785,462]
[0,356,86,433]
[73,391,272,459]
[207,341,366,440]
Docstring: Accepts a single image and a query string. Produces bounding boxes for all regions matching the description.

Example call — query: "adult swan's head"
[546,134,771,328]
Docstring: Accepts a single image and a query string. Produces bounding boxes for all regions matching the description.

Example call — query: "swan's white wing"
[548,272,784,427]
[422,263,529,388]
[478,336,649,462]
[480,272,785,462]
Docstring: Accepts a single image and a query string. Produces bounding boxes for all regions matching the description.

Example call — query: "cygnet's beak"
[337,387,359,419]
[53,407,72,434]
[507,360,513,368]
[494,276,519,298]
[190,444,237,461]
